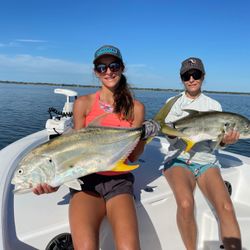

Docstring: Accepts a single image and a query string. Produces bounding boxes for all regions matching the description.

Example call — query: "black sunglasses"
[94,62,122,74]
[181,70,203,81]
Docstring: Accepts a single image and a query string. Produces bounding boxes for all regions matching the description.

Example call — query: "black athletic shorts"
[70,172,134,201]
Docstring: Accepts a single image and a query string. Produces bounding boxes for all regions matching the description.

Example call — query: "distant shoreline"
[1,80,250,96]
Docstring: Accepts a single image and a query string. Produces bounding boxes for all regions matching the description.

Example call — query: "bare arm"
[73,95,89,130]
[128,100,147,162]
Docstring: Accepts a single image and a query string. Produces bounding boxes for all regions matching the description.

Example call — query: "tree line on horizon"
[0,80,249,95]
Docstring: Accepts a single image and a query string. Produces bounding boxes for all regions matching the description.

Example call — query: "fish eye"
[18,169,24,175]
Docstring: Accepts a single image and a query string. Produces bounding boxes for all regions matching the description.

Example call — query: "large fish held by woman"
[154,96,250,152]
[11,126,142,194]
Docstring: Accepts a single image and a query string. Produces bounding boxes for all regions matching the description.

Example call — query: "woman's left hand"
[221,129,240,145]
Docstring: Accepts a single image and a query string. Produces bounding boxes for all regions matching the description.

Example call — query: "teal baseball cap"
[93,45,123,64]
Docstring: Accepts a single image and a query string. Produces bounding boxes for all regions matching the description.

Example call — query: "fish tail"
[111,160,139,172]
[145,137,154,144]
[153,95,182,129]
[183,138,196,152]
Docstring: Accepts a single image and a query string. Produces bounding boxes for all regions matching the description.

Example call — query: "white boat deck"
[0,133,250,249]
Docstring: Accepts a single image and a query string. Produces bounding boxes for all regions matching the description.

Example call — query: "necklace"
[99,100,114,113]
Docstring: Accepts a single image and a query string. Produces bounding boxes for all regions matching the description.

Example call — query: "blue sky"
[0,0,250,92]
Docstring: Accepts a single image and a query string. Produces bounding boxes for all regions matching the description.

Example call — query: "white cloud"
[0,42,20,47]
[0,54,90,73]
[15,39,47,43]
[0,54,174,88]
[0,54,94,84]
[0,39,47,49]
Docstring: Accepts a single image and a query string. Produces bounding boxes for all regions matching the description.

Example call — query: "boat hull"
[1,133,250,249]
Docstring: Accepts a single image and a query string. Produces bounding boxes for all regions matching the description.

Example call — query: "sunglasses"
[94,62,122,74]
[181,70,203,81]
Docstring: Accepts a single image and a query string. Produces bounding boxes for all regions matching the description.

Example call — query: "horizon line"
[0,80,250,96]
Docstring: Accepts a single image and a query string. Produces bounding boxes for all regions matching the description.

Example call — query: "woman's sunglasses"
[181,70,203,81]
[94,62,122,74]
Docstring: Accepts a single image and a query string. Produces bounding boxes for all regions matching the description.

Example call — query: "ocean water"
[0,83,250,157]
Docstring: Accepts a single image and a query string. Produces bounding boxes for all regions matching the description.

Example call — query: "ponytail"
[113,74,134,121]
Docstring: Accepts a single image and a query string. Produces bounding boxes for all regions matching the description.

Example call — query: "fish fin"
[153,95,182,125]
[213,132,226,152]
[64,179,82,190]
[160,124,196,152]
[224,122,236,131]
[213,141,221,152]
[145,137,154,144]
[78,179,84,184]
[161,124,188,138]
[110,160,139,172]
[211,124,228,152]
[87,113,110,127]
[182,138,196,152]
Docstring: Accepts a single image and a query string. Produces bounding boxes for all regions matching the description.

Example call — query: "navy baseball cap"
[93,45,123,64]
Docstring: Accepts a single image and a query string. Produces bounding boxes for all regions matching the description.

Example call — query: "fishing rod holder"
[45,88,78,139]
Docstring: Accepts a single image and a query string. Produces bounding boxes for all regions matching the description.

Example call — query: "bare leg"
[106,193,140,250]
[164,166,197,250]
[69,191,106,250]
[197,168,241,250]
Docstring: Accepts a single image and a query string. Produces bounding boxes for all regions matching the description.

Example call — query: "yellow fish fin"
[111,160,139,172]
[154,95,182,125]
[145,137,154,144]
[183,138,196,152]
[161,124,187,137]
[87,113,110,127]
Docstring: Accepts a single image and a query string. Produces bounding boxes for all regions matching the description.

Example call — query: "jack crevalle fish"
[155,98,250,152]
[11,126,143,194]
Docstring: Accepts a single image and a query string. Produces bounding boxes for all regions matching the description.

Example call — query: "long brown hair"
[113,74,134,121]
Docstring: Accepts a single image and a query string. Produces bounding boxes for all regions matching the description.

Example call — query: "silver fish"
[11,126,142,194]
[160,109,250,152]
